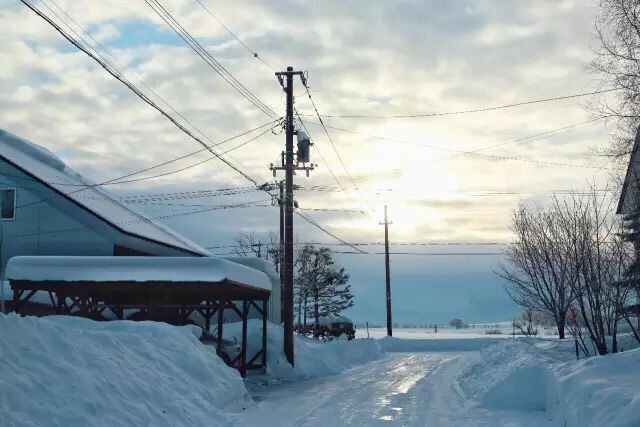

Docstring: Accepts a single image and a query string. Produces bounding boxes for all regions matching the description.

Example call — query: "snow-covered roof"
[0,129,210,256]
[7,256,271,291]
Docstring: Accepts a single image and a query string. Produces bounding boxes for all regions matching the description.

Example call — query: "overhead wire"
[19,0,369,252]
[301,80,375,214]
[294,208,367,254]
[144,0,278,119]
[308,121,618,171]
[97,126,275,186]
[2,199,272,242]
[193,0,275,70]
[205,241,508,249]
[18,0,270,211]
[296,87,622,119]
[43,0,240,152]
[293,107,362,213]
[209,250,504,256]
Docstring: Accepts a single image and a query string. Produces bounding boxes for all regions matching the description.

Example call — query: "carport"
[8,256,271,377]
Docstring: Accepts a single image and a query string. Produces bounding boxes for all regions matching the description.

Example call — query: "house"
[617,125,640,216]
[616,125,640,323]
[0,129,280,324]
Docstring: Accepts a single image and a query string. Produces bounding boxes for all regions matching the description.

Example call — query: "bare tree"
[497,201,575,338]
[234,231,280,271]
[589,0,640,161]
[512,309,543,337]
[555,191,635,355]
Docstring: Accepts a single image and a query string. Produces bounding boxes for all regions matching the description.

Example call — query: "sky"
[0,0,622,324]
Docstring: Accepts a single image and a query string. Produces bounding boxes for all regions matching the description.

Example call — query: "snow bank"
[547,348,640,427]
[379,336,506,352]
[0,314,248,426]
[456,339,569,410]
[224,320,382,382]
[457,338,640,426]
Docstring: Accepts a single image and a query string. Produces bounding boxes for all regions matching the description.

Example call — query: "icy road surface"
[235,353,554,427]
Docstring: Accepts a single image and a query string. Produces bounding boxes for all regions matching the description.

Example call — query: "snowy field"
[2,314,639,427]
[356,323,559,340]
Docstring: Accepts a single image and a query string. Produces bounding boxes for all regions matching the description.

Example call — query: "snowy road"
[234,353,553,427]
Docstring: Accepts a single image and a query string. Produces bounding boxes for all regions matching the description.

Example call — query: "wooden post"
[216,301,224,356]
[262,299,268,369]
[241,300,249,377]
[12,288,20,314]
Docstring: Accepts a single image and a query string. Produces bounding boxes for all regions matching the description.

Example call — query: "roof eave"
[0,153,207,257]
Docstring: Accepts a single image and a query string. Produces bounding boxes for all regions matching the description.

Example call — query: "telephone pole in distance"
[380,205,393,336]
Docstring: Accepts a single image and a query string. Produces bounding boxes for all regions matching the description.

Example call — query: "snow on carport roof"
[7,256,272,291]
[0,129,210,256]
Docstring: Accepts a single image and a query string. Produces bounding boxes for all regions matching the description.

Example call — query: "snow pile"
[224,320,382,382]
[547,348,640,427]
[379,336,506,352]
[457,338,640,426]
[457,340,567,412]
[0,314,248,427]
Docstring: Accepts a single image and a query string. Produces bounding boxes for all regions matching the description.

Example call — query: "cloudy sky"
[0,0,620,323]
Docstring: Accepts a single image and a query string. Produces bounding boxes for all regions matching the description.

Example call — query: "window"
[0,189,16,220]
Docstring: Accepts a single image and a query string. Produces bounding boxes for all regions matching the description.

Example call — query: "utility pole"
[380,205,393,336]
[271,66,314,366]
[279,180,285,321]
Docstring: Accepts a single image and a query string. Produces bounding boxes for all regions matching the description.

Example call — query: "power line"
[274,70,359,212]
[3,199,272,242]
[18,0,382,253]
[144,0,278,119]
[19,0,265,199]
[329,251,504,256]
[297,87,622,119]
[13,119,276,210]
[11,120,276,212]
[204,241,508,250]
[193,0,274,70]
[42,0,236,151]
[106,185,613,205]
[209,250,504,256]
[437,117,605,161]
[301,81,374,214]
[309,122,617,170]
[97,127,274,186]
[294,208,367,254]
[293,108,362,213]
[120,198,271,224]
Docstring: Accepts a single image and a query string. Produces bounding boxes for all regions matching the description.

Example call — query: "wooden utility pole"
[381,205,393,336]
[279,180,285,320]
[271,66,313,366]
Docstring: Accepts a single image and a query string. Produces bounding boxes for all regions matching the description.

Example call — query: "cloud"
[0,0,614,322]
